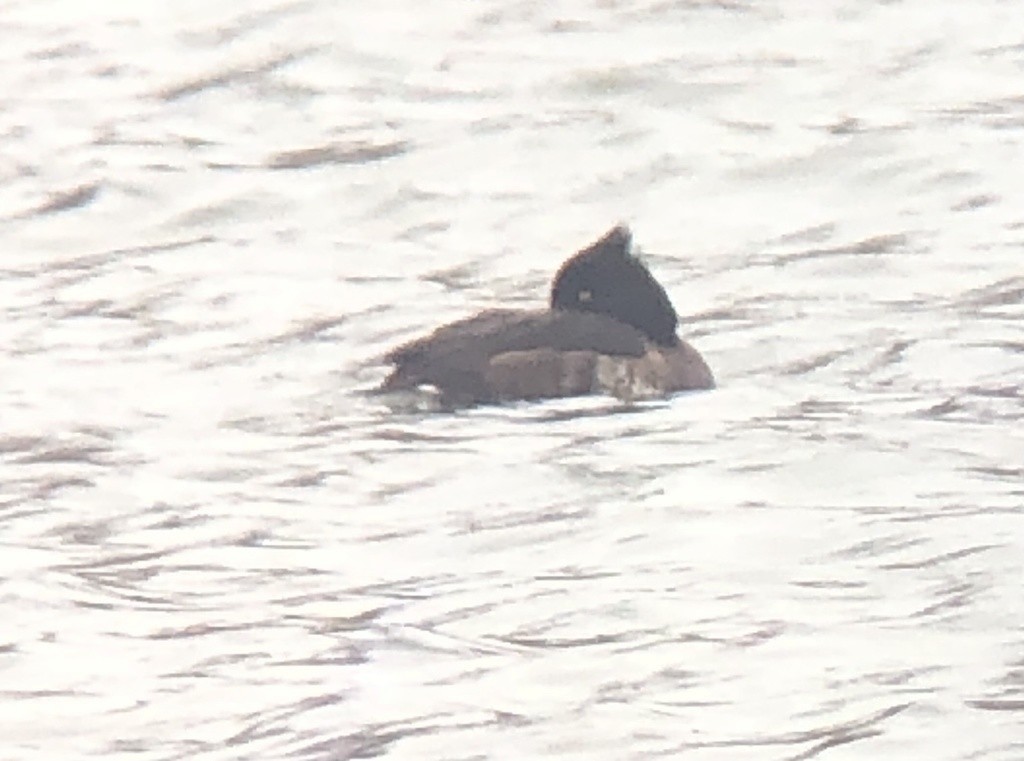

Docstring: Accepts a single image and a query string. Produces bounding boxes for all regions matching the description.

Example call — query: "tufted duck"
[379,225,714,406]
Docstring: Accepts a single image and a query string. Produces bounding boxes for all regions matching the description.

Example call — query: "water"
[2,1,1023,759]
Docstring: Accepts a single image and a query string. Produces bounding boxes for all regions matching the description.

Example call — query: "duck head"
[549,225,680,347]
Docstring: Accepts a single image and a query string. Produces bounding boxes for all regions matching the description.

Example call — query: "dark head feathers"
[549,225,680,347]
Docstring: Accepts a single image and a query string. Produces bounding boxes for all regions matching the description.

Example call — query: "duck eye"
[579,289,592,303]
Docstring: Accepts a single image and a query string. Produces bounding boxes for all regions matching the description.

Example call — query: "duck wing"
[382,309,648,403]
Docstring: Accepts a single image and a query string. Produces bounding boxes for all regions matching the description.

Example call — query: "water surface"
[2,1,1023,759]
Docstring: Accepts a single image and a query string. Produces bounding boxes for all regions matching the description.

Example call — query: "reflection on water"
[2,0,1023,759]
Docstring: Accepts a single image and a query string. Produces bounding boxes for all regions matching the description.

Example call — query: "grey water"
[2,1,1023,759]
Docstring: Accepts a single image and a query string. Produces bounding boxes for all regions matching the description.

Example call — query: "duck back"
[382,309,649,404]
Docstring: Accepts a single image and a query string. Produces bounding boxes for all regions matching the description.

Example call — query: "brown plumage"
[380,225,714,406]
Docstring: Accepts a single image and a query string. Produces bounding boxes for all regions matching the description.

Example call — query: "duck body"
[379,226,714,407]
